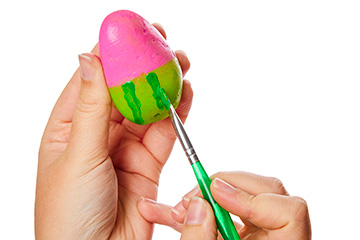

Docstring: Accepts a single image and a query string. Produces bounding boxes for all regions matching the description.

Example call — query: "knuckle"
[153,120,177,140]
[268,177,288,195]
[77,97,98,114]
[291,196,309,220]
[245,194,258,221]
[77,93,111,115]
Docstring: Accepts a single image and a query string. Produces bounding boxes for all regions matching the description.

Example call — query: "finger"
[137,197,183,232]
[180,197,217,240]
[152,23,192,76]
[173,186,244,235]
[176,50,191,77]
[172,186,201,223]
[141,79,193,163]
[66,53,112,165]
[210,172,288,229]
[211,178,311,237]
[152,23,167,40]
[45,45,100,127]
[211,171,289,196]
[39,45,100,169]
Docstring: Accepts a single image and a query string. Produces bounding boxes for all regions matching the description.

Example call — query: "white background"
[1,0,359,239]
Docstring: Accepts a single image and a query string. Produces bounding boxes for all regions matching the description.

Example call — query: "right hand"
[138,171,312,239]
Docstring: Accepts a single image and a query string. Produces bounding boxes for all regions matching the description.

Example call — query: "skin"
[35,24,193,239]
[138,171,312,239]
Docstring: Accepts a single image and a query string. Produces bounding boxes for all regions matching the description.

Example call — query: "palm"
[106,110,179,239]
[39,111,176,239]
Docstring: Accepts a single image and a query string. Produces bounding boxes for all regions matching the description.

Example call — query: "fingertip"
[151,24,190,76]
[78,53,105,82]
[138,196,155,205]
[171,207,186,223]
[181,196,218,239]
[138,197,184,232]
[183,79,193,100]
[210,178,248,215]
[137,197,158,220]
[138,197,151,211]
[152,22,167,39]
[176,79,193,120]
[76,53,111,109]
[79,52,99,62]
[78,53,96,81]
[184,197,208,226]
[175,50,191,76]
[80,52,102,67]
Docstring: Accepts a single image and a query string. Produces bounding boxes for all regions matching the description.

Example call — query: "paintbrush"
[157,87,241,240]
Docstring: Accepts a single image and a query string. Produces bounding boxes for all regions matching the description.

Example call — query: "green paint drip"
[157,87,171,111]
[146,72,165,110]
[121,81,144,125]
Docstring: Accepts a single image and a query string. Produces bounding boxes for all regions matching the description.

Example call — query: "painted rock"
[99,10,183,125]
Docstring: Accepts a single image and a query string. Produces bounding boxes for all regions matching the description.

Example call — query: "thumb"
[67,53,111,164]
[180,197,218,240]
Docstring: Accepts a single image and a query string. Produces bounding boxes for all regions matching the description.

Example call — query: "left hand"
[35,24,193,239]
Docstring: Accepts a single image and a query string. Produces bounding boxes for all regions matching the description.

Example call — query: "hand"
[35,24,193,239]
[138,171,312,239]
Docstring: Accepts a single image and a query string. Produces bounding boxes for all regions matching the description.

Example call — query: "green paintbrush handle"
[192,161,241,240]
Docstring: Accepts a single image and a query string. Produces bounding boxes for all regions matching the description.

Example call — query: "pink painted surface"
[99,10,175,87]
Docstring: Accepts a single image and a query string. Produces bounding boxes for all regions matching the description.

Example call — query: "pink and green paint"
[99,10,182,125]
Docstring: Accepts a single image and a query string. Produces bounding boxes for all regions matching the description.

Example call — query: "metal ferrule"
[169,105,199,165]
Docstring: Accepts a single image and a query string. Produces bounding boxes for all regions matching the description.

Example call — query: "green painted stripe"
[157,87,171,111]
[146,72,165,111]
[121,81,144,125]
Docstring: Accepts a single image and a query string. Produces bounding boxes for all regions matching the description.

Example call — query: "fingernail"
[78,53,95,81]
[152,22,164,29]
[171,207,181,216]
[184,79,192,87]
[183,185,200,200]
[152,23,166,38]
[140,197,157,205]
[173,199,186,214]
[213,178,236,193]
[185,197,207,225]
[177,49,188,57]
[182,185,199,205]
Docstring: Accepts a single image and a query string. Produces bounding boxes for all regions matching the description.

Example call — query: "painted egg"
[99,10,182,125]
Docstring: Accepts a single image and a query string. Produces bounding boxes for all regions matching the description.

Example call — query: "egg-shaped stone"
[99,10,182,125]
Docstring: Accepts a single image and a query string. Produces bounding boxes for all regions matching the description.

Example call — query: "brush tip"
[157,87,171,111]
